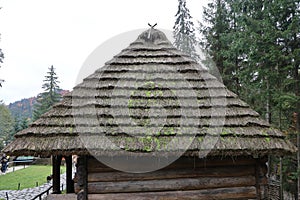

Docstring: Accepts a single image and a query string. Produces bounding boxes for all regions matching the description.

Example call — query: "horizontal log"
[88,165,255,182]
[166,157,258,169]
[88,167,115,173]
[88,186,257,200]
[87,157,114,173]
[88,176,255,194]
[87,156,260,173]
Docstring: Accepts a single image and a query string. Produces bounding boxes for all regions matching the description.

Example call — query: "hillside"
[8,97,36,119]
[8,89,69,120]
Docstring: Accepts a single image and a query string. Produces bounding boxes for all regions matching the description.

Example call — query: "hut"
[4,28,296,200]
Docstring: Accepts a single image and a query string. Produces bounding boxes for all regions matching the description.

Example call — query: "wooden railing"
[30,186,53,200]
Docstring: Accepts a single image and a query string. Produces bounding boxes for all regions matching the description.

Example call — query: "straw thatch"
[3,29,296,157]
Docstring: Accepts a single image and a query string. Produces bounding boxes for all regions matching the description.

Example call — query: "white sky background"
[0,0,209,104]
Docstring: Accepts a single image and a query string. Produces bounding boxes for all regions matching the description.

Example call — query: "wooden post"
[77,156,88,200]
[279,157,283,200]
[66,155,75,193]
[254,160,260,199]
[52,155,62,194]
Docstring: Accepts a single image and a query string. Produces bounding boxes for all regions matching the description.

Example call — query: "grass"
[0,165,66,190]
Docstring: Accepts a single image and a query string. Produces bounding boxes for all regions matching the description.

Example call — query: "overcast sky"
[0,0,209,104]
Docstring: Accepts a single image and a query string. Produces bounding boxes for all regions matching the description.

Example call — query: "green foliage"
[0,7,4,85]
[201,0,300,125]
[0,30,4,86]
[201,0,300,195]
[0,39,3,65]
[20,117,29,130]
[33,65,62,121]
[0,103,15,150]
[173,0,198,59]
[0,8,3,66]
[281,155,297,196]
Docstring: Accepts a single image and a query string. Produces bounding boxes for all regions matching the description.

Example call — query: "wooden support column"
[77,156,88,200]
[255,160,262,200]
[255,158,268,199]
[66,155,75,193]
[52,155,62,194]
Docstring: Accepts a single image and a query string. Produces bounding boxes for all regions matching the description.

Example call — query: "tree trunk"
[295,66,300,200]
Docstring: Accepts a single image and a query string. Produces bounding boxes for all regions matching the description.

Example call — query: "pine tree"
[33,65,62,121]
[0,36,3,65]
[201,0,300,197]
[271,0,300,197]
[199,0,236,91]
[200,0,298,123]
[13,117,21,133]
[0,104,15,150]
[0,7,4,87]
[0,31,4,87]
[20,117,29,130]
[14,116,29,132]
[173,0,198,59]
[0,7,3,66]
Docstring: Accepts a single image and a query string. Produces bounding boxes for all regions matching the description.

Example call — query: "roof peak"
[137,28,170,44]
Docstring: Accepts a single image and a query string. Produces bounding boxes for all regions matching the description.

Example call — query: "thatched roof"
[3,28,296,157]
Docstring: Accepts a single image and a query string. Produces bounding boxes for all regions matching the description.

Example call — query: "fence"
[31,186,53,200]
[4,184,65,200]
[268,179,281,200]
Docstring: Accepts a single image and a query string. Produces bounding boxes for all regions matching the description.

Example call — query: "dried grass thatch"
[3,29,296,157]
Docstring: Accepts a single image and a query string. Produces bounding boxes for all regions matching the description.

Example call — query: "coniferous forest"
[173,0,299,198]
[198,1,299,197]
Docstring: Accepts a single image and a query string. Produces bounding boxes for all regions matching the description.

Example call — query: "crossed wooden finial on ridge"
[148,23,157,29]
[147,23,158,39]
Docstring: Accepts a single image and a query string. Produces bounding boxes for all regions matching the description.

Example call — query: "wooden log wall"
[76,156,88,200]
[74,155,268,200]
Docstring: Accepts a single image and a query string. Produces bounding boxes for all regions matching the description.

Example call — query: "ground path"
[0,165,29,175]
